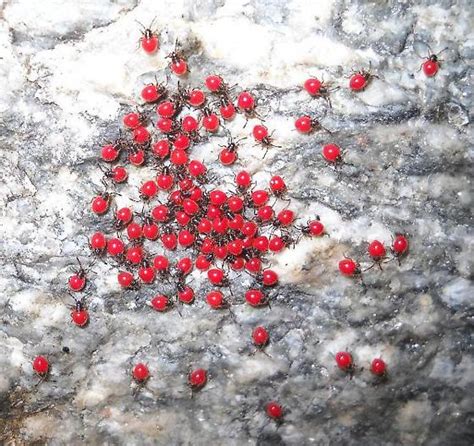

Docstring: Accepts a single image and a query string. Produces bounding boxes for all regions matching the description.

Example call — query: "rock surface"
[0,0,473,445]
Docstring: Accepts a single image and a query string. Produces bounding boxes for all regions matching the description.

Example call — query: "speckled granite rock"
[0,0,473,445]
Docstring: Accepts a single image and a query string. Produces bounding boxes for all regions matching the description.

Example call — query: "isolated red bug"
[188,368,207,389]
[138,21,159,54]
[266,402,283,420]
[33,356,49,376]
[132,363,150,382]
[167,46,188,76]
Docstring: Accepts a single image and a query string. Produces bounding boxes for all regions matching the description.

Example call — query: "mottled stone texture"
[0,0,473,445]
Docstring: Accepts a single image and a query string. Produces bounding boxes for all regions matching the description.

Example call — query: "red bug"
[241,220,258,238]
[68,258,88,292]
[205,74,224,92]
[173,133,191,151]
[152,139,171,159]
[167,44,188,76]
[129,148,146,168]
[187,89,206,107]
[117,270,136,288]
[269,175,286,196]
[152,204,170,223]
[70,295,89,327]
[107,238,125,257]
[275,209,295,227]
[176,257,193,276]
[115,206,133,227]
[268,234,294,252]
[219,136,245,166]
[227,238,244,256]
[226,195,244,213]
[207,268,227,286]
[126,246,144,266]
[89,232,107,255]
[338,258,360,277]
[209,189,227,206]
[217,96,236,121]
[252,326,269,347]
[33,356,49,376]
[252,124,278,157]
[335,351,354,371]
[304,77,336,105]
[151,294,171,312]
[198,238,216,254]
[213,242,228,260]
[206,204,222,220]
[253,124,270,144]
[142,218,159,241]
[188,368,207,389]
[195,253,213,271]
[127,222,143,240]
[99,164,128,184]
[250,189,269,207]
[91,193,111,215]
[157,100,176,118]
[219,145,237,165]
[266,401,283,420]
[177,279,194,304]
[138,263,156,284]
[252,236,269,253]
[140,180,158,200]
[132,363,150,382]
[181,115,199,133]
[256,269,278,286]
[237,91,255,110]
[229,256,245,271]
[349,66,375,91]
[156,166,175,190]
[206,290,226,309]
[123,112,142,129]
[299,218,325,237]
[156,117,175,134]
[419,46,448,77]
[294,115,330,134]
[392,234,409,259]
[228,214,244,231]
[141,82,166,103]
[368,240,386,261]
[268,235,284,252]
[178,229,195,248]
[237,91,256,116]
[188,159,207,181]
[201,108,220,132]
[161,227,178,251]
[322,144,342,163]
[153,255,170,276]
[137,20,159,54]
[170,149,188,166]
[245,289,267,307]
[371,358,387,376]
[304,77,323,96]
[133,127,150,145]
[235,170,252,191]
[101,143,120,162]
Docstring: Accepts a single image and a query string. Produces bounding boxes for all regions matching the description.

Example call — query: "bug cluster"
[29,24,449,423]
[334,351,387,379]
[338,235,409,278]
